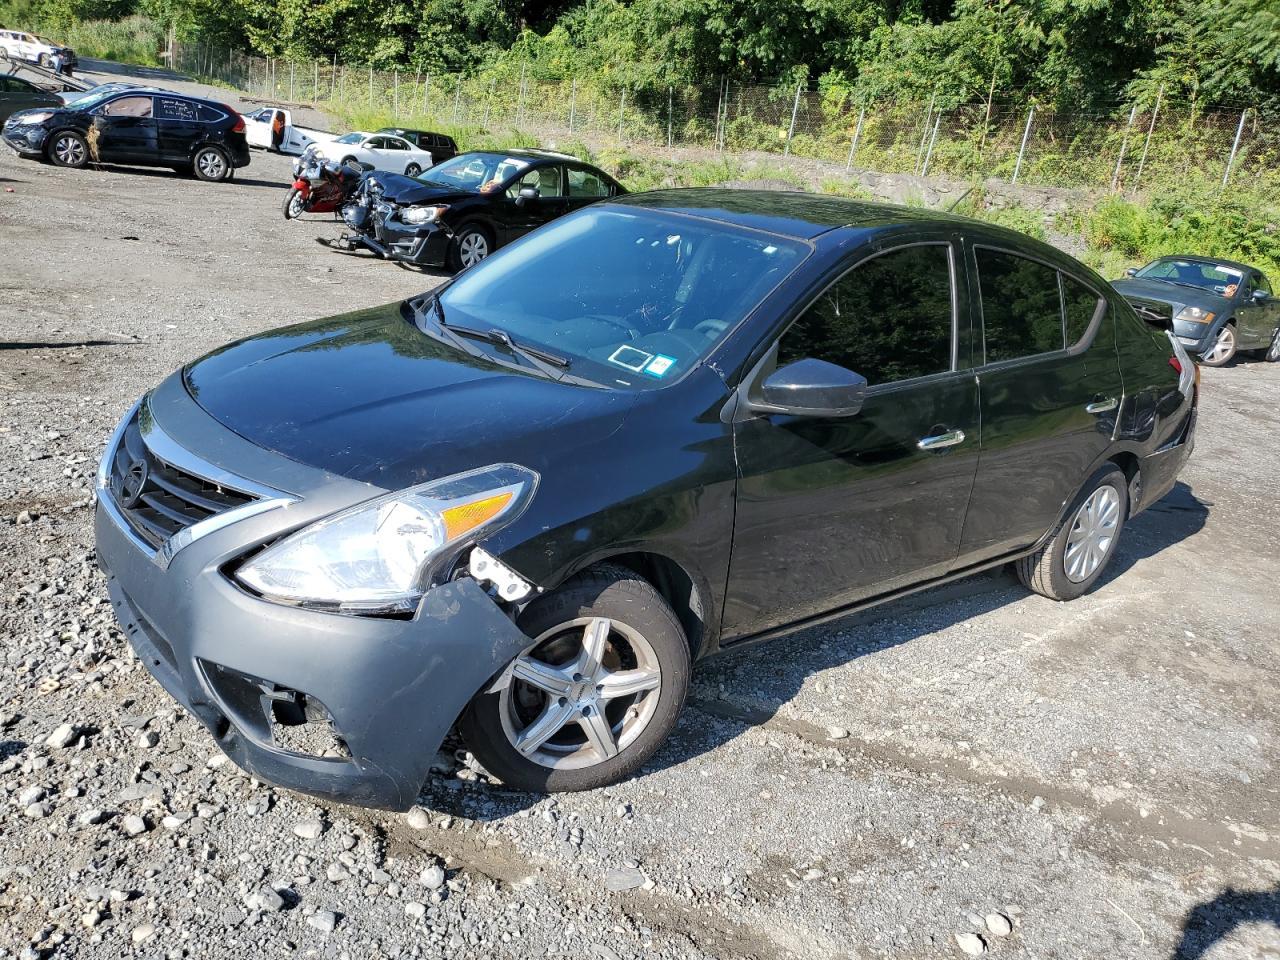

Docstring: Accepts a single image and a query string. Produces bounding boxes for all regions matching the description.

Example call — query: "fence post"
[289,60,295,102]
[569,78,577,132]
[784,84,802,156]
[1221,108,1249,189]
[1011,104,1035,183]
[845,105,866,172]
[668,86,674,148]
[423,74,430,114]
[368,66,373,106]
[915,88,937,173]
[312,61,318,105]
[453,82,462,120]
[617,88,627,141]
[715,76,726,151]
[331,54,337,98]
[483,79,494,128]
[921,112,942,176]
[517,62,527,127]
[1111,104,1138,192]
[394,71,399,118]
[1133,83,1164,193]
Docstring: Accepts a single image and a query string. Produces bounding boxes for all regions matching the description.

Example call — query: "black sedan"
[339,149,624,271]
[2,85,250,181]
[95,191,1194,809]
[0,73,62,124]
[1112,256,1280,366]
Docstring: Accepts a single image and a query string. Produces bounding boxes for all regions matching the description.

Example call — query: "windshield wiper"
[411,292,486,361]
[441,323,573,380]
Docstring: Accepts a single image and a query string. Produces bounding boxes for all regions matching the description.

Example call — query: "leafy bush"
[54,15,162,65]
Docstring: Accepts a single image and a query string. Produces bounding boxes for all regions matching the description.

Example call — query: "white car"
[0,30,76,69]
[242,107,337,155]
[312,132,433,176]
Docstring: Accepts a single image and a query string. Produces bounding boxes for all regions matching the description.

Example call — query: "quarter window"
[156,97,197,121]
[567,167,611,197]
[778,244,954,387]
[1062,275,1104,347]
[976,248,1063,362]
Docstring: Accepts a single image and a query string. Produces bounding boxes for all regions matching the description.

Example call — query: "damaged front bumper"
[2,122,48,156]
[95,377,533,810]
[344,200,452,266]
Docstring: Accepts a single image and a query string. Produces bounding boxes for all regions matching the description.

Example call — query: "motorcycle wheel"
[282,187,307,220]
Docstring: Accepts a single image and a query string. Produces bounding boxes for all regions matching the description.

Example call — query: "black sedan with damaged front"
[335,148,624,271]
[97,191,1195,811]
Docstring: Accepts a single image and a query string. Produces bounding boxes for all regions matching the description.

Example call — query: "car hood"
[365,171,476,205]
[1111,278,1227,311]
[183,302,634,489]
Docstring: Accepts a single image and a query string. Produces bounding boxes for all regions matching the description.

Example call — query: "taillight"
[1169,356,1182,375]
[231,115,245,133]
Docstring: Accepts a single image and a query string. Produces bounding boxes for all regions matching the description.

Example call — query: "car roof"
[610,188,983,241]
[1145,254,1258,274]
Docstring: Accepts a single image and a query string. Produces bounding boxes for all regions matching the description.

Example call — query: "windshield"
[417,152,531,191]
[1136,258,1243,295]
[433,206,808,389]
[334,132,365,144]
[66,87,123,111]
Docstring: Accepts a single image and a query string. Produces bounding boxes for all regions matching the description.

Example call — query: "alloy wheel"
[498,617,662,770]
[196,150,227,180]
[53,134,85,166]
[1203,325,1235,365]
[1064,486,1121,583]
[459,231,489,267]
[1267,327,1280,362]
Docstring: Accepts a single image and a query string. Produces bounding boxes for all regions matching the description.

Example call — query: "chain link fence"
[175,44,1277,194]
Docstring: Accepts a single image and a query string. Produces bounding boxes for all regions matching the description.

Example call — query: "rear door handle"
[917,429,966,451]
[1086,398,1119,414]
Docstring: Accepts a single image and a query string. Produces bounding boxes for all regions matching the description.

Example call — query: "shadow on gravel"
[1,740,27,760]
[76,164,289,190]
[1,340,135,350]
[1174,885,1280,958]
[1102,481,1209,584]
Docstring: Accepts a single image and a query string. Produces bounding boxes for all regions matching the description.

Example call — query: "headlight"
[235,463,537,614]
[17,111,53,123]
[1174,306,1215,325]
[401,205,448,225]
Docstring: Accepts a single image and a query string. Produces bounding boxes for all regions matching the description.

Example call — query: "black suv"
[375,127,457,162]
[2,86,250,181]
[97,191,1195,809]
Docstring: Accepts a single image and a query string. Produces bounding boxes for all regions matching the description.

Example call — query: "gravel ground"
[1,63,1279,960]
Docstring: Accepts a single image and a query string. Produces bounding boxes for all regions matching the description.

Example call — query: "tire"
[340,156,359,168]
[282,187,306,220]
[37,53,49,68]
[1016,464,1128,602]
[1265,326,1280,363]
[449,223,493,271]
[1199,322,1236,367]
[404,163,421,177]
[47,130,88,168]
[459,564,691,793]
[192,146,232,182]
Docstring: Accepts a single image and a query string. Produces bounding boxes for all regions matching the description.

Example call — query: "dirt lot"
[1,63,1279,960]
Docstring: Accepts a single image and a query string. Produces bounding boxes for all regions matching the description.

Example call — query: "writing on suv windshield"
[1137,258,1243,294]
[435,207,807,388]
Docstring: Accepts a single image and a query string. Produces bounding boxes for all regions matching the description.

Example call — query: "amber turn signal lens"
[441,492,514,541]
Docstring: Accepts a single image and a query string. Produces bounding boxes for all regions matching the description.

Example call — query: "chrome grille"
[107,408,257,549]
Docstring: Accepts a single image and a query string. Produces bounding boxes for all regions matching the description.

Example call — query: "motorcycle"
[281,150,369,220]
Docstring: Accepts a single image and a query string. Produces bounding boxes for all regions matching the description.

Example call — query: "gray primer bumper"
[95,374,532,810]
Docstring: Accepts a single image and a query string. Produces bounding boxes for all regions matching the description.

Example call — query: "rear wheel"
[192,146,231,182]
[47,130,88,168]
[1265,326,1280,362]
[404,162,422,177]
[1200,322,1236,367]
[1016,465,1128,601]
[460,565,690,793]
[282,187,306,219]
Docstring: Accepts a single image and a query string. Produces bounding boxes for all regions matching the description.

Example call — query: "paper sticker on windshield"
[644,355,676,378]
[608,345,652,373]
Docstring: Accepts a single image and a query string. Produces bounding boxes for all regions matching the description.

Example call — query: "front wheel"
[282,187,306,219]
[404,162,421,177]
[1016,465,1128,601]
[460,565,690,793]
[1200,323,1236,367]
[47,130,88,168]
[449,223,492,271]
[192,146,232,182]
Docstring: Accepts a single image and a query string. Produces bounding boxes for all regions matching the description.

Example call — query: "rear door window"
[779,243,955,387]
[567,167,612,197]
[976,248,1064,362]
[1062,275,1105,347]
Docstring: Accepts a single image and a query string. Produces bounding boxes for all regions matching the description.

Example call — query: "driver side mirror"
[750,358,868,418]
[515,185,539,207]
[1125,267,1138,277]
[1252,288,1269,302]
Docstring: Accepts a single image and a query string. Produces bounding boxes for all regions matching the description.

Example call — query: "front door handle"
[917,429,966,451]
[1086,398,1119,414]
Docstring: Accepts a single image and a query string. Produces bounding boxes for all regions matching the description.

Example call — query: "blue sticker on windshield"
[644,355,676,378]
